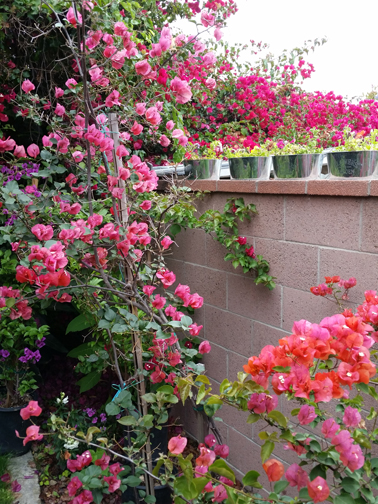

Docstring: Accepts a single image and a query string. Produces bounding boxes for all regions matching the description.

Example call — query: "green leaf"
[209,459,235,483]
[274,481,289,493]
[298,488,310,500]
[174,476,199,500]
[152,459,164,477]
[117,416,137,426]
[310,465,327,481]
[267,411,287,428]
[196,384,206,404]
[247,413,260,424]
[169,224,181,236]
[242,470,262,488]
[112,323,128,333]
[334,496,355,504]
[261,441,275,463]
[180,315,193,328]
[142,393,157,403]
[76,371,101,393]
[341,478,360,494]
[144,496,156,504]
[309,440,321,453]
[104,307,117,321]
[124,475,142,487]
[66,314,96,334]
[291,408,300,416]
[195,375,211,385]
[105,402,120,416]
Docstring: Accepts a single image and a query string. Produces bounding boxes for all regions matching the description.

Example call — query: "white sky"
[221,0,378,100]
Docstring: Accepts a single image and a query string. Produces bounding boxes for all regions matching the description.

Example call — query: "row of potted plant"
[182,128,378,180]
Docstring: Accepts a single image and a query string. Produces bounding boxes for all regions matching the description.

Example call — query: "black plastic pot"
[0,403,31,456]
[122,482,172,504]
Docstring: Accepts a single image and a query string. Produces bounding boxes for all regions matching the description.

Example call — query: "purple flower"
[84,408,96,418]
[0,350,10,361]
[92,417,98,424]
[100,413,107,423]
[35,337,46,349]
[19,348,41,364]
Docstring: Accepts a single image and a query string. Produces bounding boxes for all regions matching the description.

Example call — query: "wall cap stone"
[180,179,378,197]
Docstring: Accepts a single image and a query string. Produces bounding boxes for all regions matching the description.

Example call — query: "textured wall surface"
[169,191,378,488]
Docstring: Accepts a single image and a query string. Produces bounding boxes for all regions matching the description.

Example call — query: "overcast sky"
[220,0,378,100]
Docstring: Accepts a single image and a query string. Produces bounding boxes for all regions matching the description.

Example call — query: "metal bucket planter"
[273,154,322,179]
[183,159,221,180]
[326,151,378,178]
[228,156,272,180]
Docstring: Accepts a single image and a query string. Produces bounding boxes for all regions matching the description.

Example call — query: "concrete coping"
[180,179,378,197]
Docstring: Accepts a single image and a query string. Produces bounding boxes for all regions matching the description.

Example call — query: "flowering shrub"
[0,317,49,406]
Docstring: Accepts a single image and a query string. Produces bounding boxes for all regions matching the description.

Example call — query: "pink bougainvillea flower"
[139,200,152,211]
[156,269,176,288]
[104,475,121,493]
[307,477,330,502]
[94,452,110,470]
[199,340,211,354]
[116,145,129,157]
[27,143,40,158]
[23,425,43,445]
[21,80,35,93]
[161,236,173,249]
[72,151,84,162]
[213,485,227,502]
[55,87,64,98]
[170,77,192,104]
[166,120,175,130]
[65,78,78,89]
[66,6,82,27]
[159,134,171,147]
[168,435,187,455]
[196,444,216,467]
[143,285,156,296]
[31,224,54,241]
[321,418,339,438]
[285,464,308,490]
[130,121,143,135]
[72,489,93,504]
[247,393,278,414]
[298,405,317,425]
[214,26,223,41]
[14,145,26,158]
[68,476,83,497]
[54,103,65,116]
[20,401,42,420]
[145,106,161,125]
[214,444,229,458]
[343,406,361,428]
[262,458,285,482]
[135,102,146,115]
[189,322,203,336]
[152,294,166,309]
[204,434,217,448]
[135,60,152,76]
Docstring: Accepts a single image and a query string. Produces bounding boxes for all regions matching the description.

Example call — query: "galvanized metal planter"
[183,159,221,180]
[273,153,322,179]
[228,156,272,180]
[326,151,378,178]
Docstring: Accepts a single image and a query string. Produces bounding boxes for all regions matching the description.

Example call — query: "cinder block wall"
[168,181,378,488]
